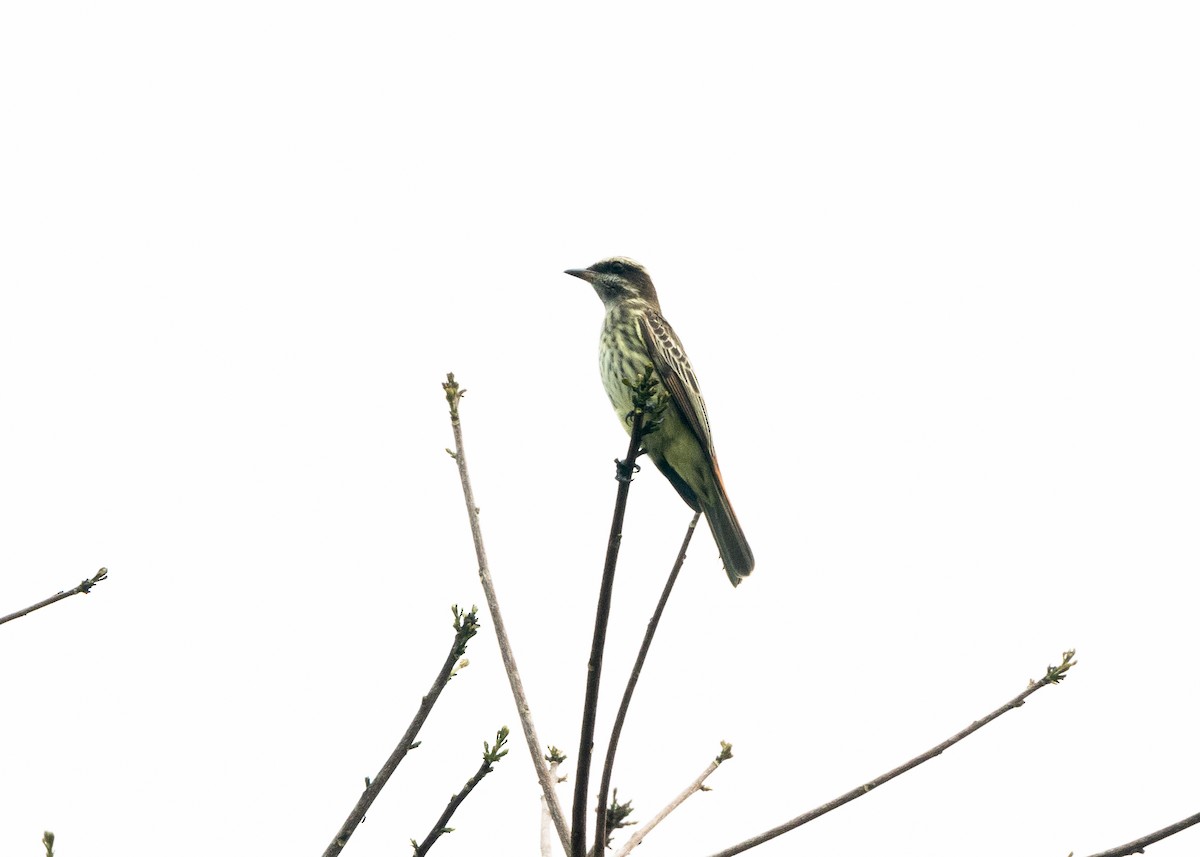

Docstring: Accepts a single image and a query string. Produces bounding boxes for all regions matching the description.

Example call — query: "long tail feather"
[702,488,754,586]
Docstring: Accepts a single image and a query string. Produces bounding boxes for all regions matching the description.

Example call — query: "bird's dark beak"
[564,268,592,282]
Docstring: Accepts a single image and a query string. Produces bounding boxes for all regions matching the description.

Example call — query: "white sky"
[3,3,1198,856]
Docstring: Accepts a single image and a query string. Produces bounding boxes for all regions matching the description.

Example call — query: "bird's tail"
[702,471,754,586]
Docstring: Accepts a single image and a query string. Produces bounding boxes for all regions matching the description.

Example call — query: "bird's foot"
[614,458,641,483]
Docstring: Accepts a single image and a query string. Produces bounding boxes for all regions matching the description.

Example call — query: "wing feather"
[639,311,717,461]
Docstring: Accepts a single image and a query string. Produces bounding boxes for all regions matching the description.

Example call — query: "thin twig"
[411,727,510,856]
[704,649,1079,857]
[321,607,479,857]
[593,513,700,855]
[616,742,733,857]
[1081,810,1200,857]
[0,568,107,627]
[442,373,572,855]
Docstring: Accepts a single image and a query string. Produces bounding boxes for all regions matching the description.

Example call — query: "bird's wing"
[639,310,717,459]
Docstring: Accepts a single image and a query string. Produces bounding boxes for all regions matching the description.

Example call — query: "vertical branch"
[571,410,645,857]
[592,513,700,855]
[442,373,572,855]
[572,366,665,857]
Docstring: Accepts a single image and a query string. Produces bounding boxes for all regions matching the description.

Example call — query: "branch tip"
[1039,649,1077,686]
[703,648,1082,857]
[443,372,572,854]
[442,372,466,421]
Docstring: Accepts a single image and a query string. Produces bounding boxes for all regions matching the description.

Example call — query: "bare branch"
[705,650,1079,857]
[0,568,108,627]
[1080,810,1200,857]
[321,606,480,857]
[616,742,733,857]
[593,512,700,854]
[410,727,510,856]
[442,372,572,855]
[572,366,661,857]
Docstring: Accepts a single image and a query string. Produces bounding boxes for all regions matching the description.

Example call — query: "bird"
[565,257,754,585]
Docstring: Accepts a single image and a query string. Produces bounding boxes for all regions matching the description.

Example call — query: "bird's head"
[565,257,659,309]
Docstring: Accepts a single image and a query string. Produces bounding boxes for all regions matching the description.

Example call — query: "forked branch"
[593,512,700,854]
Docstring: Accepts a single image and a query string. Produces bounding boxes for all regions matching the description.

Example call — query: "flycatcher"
[566,257,754,585]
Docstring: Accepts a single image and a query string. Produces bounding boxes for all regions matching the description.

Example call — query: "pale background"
[2,3,1198,856]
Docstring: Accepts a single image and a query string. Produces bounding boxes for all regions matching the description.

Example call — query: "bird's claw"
[614,458,641,483]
